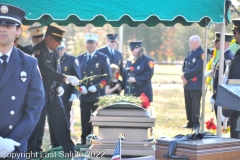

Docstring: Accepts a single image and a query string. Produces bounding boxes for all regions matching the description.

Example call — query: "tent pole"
[119,25,124,53]
[200,26,209,132]
[217,20,225,136]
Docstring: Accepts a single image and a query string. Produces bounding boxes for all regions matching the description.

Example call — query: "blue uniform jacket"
[77,51,111,102]
[122,54,154,102]
[98,46,123,76]
[60,53,81,101]
[212,49,234,99]
[182,46,204,91]
[0,47,45,153]
[33,40,65,101]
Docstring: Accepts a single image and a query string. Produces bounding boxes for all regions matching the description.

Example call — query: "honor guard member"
[209,32,234,121]
[0,4,45,159]
[181,35,204,129]
[223,18,240,138]
[57,40,81,123]
[98,34,123,76]
[49,40,81,148]
[77,33,111,145]
[24,25,44,51]
[122,41,154,102]
[27,25,79,154]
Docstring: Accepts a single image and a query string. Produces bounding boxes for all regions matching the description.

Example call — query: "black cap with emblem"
[232,18,240,32]
[0,4,25,26]
[129,41,142,50]
[107,34,118,40]
[212,32,233,42]
[46,25,65,42]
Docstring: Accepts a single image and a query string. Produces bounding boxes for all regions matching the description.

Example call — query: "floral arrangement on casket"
[96,93,150,109]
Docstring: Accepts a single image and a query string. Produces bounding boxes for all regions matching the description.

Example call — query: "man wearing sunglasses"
[98,34,123,76]
[0,4,45,159]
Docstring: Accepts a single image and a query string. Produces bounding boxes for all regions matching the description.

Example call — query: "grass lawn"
[40,65,228,151]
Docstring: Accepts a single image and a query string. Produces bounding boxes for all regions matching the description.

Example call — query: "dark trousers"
[50,100,73,147]
[28,95,75,153]
[35,108,46,151]
[184,89,202,126]
[230,111,240,138]
[80,100,98,143]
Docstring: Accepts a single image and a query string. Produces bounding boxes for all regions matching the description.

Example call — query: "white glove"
[210,97,215,105]
[88,85,97,93]
[223,76,228,84]
[69,94,77,102]
[0,137,20,158]
[65,75,79,86]
[81,86,88,95]
[204,70,212,77]
[56,86,64,96]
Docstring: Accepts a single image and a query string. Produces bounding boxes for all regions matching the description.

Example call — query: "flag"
[111,139,121,160]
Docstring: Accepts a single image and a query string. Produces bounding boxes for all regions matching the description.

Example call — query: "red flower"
[140,93,150,109]
[101,80,107,86]
[115,72,120,79]
[192,77,197,82]
[79,87,83,92]
[205,118,217,130]
[129,67,134,71]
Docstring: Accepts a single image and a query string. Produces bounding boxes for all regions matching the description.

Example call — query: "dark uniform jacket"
[33,40,65,102]
[0,47,45,153]
[24,44,33,51]
[212,49,234,99]
[60,53,80,101]
[122,54,154,102]
[98,46,123,76]
[77,51,111,102]
[17,44,32,55]
[222,49,240,117]
[182,46,204,91]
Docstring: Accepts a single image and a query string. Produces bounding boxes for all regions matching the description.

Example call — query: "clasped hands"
[181,74,187,85]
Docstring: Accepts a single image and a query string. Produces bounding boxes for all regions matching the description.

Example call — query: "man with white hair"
[181,35,204,129]
[77,33,111,145]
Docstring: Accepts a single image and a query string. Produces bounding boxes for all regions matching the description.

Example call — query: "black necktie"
[87,55,91,63]
[0,55,8,79]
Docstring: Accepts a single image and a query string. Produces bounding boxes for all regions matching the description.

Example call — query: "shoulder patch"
[201,53,204,60]
[75,59,79,66]
[33,50,40,55]
[149,61,154,68]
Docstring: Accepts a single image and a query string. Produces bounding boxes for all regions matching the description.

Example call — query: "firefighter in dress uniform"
[27,25,79,155]
[98,34,123,76]
[0,4,45,159]
[122,41,154,102]
[77,33,111,145]
[181,35,204,129]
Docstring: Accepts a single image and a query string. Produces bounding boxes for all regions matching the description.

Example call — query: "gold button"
[11,96,15,100]
[9,125,13,130]
[84,72,86,74]
[90,82,92,85]
[10,111,14,115]
[91,71,93,74]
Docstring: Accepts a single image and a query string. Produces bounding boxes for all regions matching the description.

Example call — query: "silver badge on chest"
[192,58,196,63]
[20,71,27,82]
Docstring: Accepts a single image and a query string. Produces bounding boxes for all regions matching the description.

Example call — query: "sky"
[232,0,240,6]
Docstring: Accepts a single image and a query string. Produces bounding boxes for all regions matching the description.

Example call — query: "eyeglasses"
[110,40,117,43]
